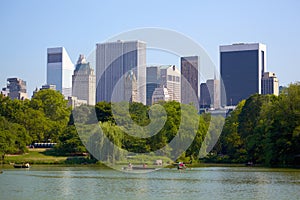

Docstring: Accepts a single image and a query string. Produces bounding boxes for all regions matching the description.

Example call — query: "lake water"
[0,166,299,200]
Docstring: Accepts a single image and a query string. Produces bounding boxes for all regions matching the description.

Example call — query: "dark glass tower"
[220,43,266,106]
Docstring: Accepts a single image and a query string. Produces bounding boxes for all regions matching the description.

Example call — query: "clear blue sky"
[1,0,300,96]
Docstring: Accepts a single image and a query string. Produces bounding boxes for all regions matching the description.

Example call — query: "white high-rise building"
[47,47,74,98]
[160,65,181,102]
[72,55,96,105]
[96,40,146,104]
[262,72,279,96]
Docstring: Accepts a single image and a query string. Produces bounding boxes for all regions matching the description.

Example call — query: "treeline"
[0,89,221,163]
[2,83,300,166]
[70,101,222,163]
[209,83,300,166]
[0,90,72,160]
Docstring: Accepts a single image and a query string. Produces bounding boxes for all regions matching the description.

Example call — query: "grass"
[4,148,68,164]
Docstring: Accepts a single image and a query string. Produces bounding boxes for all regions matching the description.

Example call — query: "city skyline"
[1,1,300,96]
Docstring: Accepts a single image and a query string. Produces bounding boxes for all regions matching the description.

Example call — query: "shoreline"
[1,149,299,170]
[1,162,300,171]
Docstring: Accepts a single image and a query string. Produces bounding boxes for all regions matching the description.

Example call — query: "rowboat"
[122,164,158,171]
[13,163,30,168]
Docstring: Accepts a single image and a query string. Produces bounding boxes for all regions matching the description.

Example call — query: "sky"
[1,0,300,96]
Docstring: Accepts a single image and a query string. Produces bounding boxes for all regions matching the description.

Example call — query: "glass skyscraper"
[220,43,266,106]
[47,47,74,98]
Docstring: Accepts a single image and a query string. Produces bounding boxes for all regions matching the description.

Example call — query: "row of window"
[167,75,180,82]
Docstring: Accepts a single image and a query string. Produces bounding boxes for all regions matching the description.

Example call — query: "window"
[48,53,62,63]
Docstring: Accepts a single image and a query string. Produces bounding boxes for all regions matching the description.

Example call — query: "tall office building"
[72,54,96,105]
[200,82,210,108]
[7,77,28,100]
[262,72,279,95]
[146,65,181,105]
[181,56,199,108]
[96,40,146,104]
[160,65,181,102]
[220,43,266,106]
[47,47,74,98]
[200,79,220,109]
[146,66,161,105]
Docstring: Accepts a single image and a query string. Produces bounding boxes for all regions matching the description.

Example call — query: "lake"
[0,166,299,200]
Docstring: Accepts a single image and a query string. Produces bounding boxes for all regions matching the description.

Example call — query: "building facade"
[1,87,9,97]
[96,40,146,104]
[152,87,171,104]
[47,47,74,98]
[68,96,87,108]
[220,43,266,106]
[7,77,28,100]
[200,82,210,108]
[72,54,96,105]
[160,65,181,103]
[262,72,279,95]
[200,79,220,109]
[146,66,161,105]
[125,70,138,102]
[41,84,56,90]
[181,56,199,108]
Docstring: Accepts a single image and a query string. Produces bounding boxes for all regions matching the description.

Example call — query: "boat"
[174,162,187,170]
[122,163,157,171]
[13,163,30,168]
[132,166,156,170]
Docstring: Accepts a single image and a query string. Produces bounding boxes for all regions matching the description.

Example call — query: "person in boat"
[178,162,186,169]
[128,162,133,169]
[143,163,147,168]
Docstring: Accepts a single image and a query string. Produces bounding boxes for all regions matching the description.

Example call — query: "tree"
[0,116,29,162]
[217,100,246,163]
[30,89,70,122]
[55,125,86,154]
[30,89,71,142]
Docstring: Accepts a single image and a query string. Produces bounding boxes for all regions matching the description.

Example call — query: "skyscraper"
[262,72,279,95]
[146,66,160,105]
[72,54,96,105]
[200,79,220,109]
[200,82,210,108]
[47,47,74,98]
[160,65,181,102]
[220,43,266,106]
[96,40,146,104]
[181,56,199,108]
[7,77,28,100]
